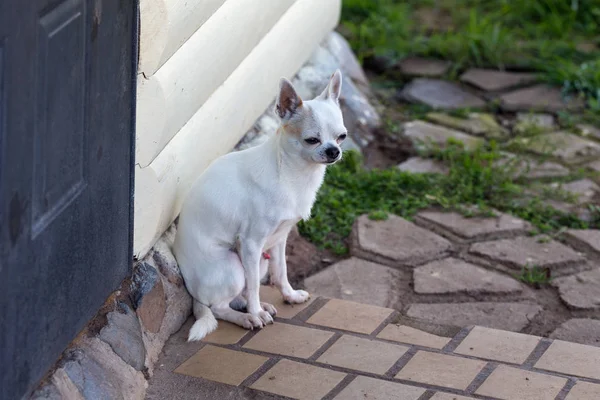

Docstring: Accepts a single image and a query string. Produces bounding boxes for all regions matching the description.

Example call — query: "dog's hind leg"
[211,302,265,330]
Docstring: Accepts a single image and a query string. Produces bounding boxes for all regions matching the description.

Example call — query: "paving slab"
[377,324,451,349]
[425,112,507,138]
[577,124,600,140]
[303,257,400,308]
[397,156,448,174]
[351,213,452,267]
[585,159,600,172]
[535,339,600,380]
[563,229,600,256]
[397,57,451,77]
[513,131,600,164]
[513,112,557,133]
[335,376,425,400]
[561,179,599,204]
[565,381,600,400]
[552,268,600,310]
[403,120,484,151]
[494,152,570,180]
[307,298,394,335]
[550,318,600,347]
[413,258,523,295]
[460,68,537,92]
[500,84,585,112]
[454,326,540,364]
[406,302,542,331]
[243,323,334,359]
[476,364,567,400]
[399,79,486,109]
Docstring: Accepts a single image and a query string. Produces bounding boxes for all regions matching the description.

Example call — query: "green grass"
[516,264,552,286]
[299,144,592,255]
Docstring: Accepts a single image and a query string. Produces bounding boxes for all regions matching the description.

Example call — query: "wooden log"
[138,0,225,76]
[133,0,341,257]
[136,0,296,168]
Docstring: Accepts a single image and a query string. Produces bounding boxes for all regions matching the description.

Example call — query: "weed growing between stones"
[515,264,552,288]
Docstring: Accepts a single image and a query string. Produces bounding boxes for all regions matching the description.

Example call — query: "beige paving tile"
[202,321,249,345]
[430,393,475,400]
[395,351,486,390]
[454,326,540,364]
[317,335,409,375]
[377,324,450,349]
[334,376,425,400]
[174,345,268,386]
[307,298,393,334]
[535,340,600,380]
[250,359,346,400]
[476,365,567,400]
[260,285,315,319]
[565,381,600,400]
[243,322,333,359]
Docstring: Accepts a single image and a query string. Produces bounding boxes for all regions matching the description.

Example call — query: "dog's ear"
[319,69,342,103]
[275,78,303,120]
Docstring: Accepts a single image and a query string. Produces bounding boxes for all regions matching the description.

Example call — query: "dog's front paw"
[283,289,310,304]
[261,302,277,316]
[239,314,264,330]
[254,310,274,326]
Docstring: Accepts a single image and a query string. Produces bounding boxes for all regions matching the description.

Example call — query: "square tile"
[174,345,268,386]
[454,326,540,364]
[565,381,600,400]
[430,393,475,400]
[377,324,450,349]
[535,340,600,380]
[202,321,248,345]
[250,359,346,400]
[260,285,315,319]
[317,335,409,375]
[334,376,425,400]
[395,351,486,390]
[476,365,567,400]
[307,299,393,334]
[243,322,333,359]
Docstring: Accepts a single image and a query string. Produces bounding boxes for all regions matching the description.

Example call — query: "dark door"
[0,0,137,398]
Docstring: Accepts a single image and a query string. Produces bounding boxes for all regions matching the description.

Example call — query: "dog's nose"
[325,147,340,159]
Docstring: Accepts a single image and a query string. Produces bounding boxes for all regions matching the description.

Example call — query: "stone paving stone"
[550,318,600,347]
[304,257,400,308]
[403,120,484,151]
[377,324,451,349]
[397,157,449,174]
[535,339,600,380]
[307,298,393,335]
[250,359,346,400]
[454,326,540,364]
[417,210,531,241]
[399,79,486,109]
[494,152,570,180]
[395,351,486,390]
[460,68,537,92]
[413,258,522,295]
[397,57,451,77]
[425,112,507,138]
[514,112,557,133]
[552,268,600,310]
[514,131,600,164]
[577,124,600,140]
[334,376,426,400]
[586,159,600,172]
[352,213,452,267]
[565,381,600,400]
[243,322,334,359]
[430,393,475,400]
[317,335,409,374]
[99,305,146,371]
[469,236,583,271]
[406,302,542,331]
[564,229,600,256]
[202,321,249,345]
[500,84,585,112]
[259,285,315,319]
[475,364,567,400]
[174,345,268,386]
[561,179,599,204]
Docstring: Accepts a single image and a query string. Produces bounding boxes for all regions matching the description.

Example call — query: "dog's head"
[275,70,347,165]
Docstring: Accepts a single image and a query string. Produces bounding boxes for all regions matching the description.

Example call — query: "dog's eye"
[304,138,320,145]
[338,133,347,141]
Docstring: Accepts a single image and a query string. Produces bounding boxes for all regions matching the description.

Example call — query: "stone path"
[146,291,600,400]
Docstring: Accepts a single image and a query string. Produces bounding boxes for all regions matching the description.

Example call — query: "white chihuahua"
[173,70,346,341]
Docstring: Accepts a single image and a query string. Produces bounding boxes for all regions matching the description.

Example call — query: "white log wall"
[134,0,342,258]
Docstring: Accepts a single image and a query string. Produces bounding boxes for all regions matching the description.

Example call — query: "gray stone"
[413,258,523,295]
[304,257,400,308]
[577,124,600,140]
[553,269,600,310]
[513,131,600,164]
[406,302,542,331]
[514,113,557,133]
[152,237,183,286]
[62,337,146,400]
[469,236,584,271]
[397,57,451,77]
[322,31,369,89]
[550,319,600,347]
[494,153,570,180]
[417,210,531,241]
[561,179,599,204]
[399,79,486,109]
[564,229,600,256]
[585,159,600,172]
[403,120,484,150]
[351,214,452,267]
[131,262,166,333]
[397,157,448,174]
[30,368,85,400]
[460,68,537,92]
[500,84,585,112]
[99,303,146,371]
[426,112,507,139]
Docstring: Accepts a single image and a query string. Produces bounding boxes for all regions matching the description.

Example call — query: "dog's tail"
[188,300,218,341]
